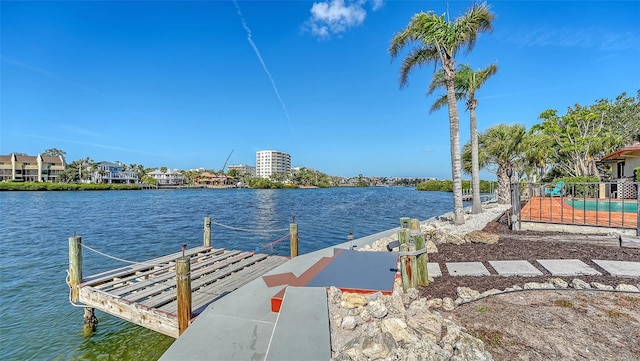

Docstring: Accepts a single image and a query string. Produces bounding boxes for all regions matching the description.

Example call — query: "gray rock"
[549,277,568,288]
[328,286,342,304]
[367,300,388,318]
[571,278,591,289]
[457,286,481,301]
[591,282,614,290]
[616,284,640,292]
[407,288,420,300]
[442,297,456,311]
[381,317,417,343]
[451,332,494,361]
[406,308,443,343]
[361,331,397,359]
[426,298,443,309]
[464,230,499,244]
[524,282,555,290]
[341,315,357,330]
[426,240,439,253]
[357,309,371,325]
[440,319,463,346]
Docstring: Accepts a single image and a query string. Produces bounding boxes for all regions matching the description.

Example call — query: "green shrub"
[554,176,600,198]
[0,182,142,191]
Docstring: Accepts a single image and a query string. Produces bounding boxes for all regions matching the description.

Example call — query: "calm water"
[0,187,457,360]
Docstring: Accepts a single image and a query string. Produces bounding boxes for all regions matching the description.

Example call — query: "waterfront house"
[598,143,640,199]
[599,143,640,181]
[90,161,139,184]
[0,153,66,182]
[196,172,231,187]
[148,168,184,186]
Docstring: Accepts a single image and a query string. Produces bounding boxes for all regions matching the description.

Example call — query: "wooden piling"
[68,235,82,303]
[411,230,429,286]
[176,257,192,336]
[400,243,417,291]
[290,223,298,258]
[203,216,211,247]
[83,307,98,335]
[409,218,420,230]
[397,229,410,246]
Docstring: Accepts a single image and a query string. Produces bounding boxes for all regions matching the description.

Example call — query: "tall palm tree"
[427,63,498,214]
[389,2,495,224]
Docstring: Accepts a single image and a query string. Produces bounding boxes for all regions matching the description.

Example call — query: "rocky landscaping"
[329,204,640,360]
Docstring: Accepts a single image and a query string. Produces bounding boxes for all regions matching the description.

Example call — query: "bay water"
[0,187,458,360]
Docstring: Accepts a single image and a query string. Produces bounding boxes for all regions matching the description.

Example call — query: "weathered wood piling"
[398,217,429,290]
[176,255,192,336]
[290,222,298,258]
[203,216,211,247]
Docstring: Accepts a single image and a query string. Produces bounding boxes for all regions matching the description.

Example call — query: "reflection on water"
[0,187,457,361]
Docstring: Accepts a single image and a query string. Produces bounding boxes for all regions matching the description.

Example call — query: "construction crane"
[221,149,234,173]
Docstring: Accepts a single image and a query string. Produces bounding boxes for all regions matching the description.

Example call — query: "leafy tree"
[389,2,495,224]
[428,63,498,214]
[181,170,200,185]
[160,166,168,173]
[531,91,639,179]
[43,148,66,157]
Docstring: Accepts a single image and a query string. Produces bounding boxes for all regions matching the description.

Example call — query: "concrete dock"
[159,227,400,361]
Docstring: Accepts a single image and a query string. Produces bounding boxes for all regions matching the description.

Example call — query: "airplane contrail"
[232,0,294,134]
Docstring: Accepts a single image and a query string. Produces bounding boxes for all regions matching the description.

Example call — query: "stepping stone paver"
[537,259,601,276]
[427,262,442,277]
[489,260,543,277]
[446,262,490,276]
[592,260,640,277]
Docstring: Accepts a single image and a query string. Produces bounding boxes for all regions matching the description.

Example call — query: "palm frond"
[398,46,439,89]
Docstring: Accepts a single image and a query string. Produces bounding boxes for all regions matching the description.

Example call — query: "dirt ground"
[447,291,640,360]
[419,213,640,360]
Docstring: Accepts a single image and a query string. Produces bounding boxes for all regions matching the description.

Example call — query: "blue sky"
[1,1,639,179]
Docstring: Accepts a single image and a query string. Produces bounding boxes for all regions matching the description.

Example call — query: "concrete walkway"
[160,225,640,361]
[433,259,640,278]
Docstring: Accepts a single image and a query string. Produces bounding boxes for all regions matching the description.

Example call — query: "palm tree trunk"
[469,106,483,214]
[497,163,511,205]
[445,69,465,225]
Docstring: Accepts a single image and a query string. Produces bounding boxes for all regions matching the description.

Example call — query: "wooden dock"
[73,245,288,338]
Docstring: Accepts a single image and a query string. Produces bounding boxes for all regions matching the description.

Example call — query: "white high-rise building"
[256,150,291,179]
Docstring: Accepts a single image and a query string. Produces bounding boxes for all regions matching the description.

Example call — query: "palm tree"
[427,63,498,214]
[389,2,495,224]
[464,124,527,204]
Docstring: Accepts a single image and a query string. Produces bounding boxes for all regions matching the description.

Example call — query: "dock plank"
[81,246,213,286]
[104,250,243,295]
[94,249,228,291]
[162,255,288,315]
[114,253,257,303]
[138,254,270,309]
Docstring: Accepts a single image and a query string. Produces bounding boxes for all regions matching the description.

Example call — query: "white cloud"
[305,0,383,39]
[371,0,384,11]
